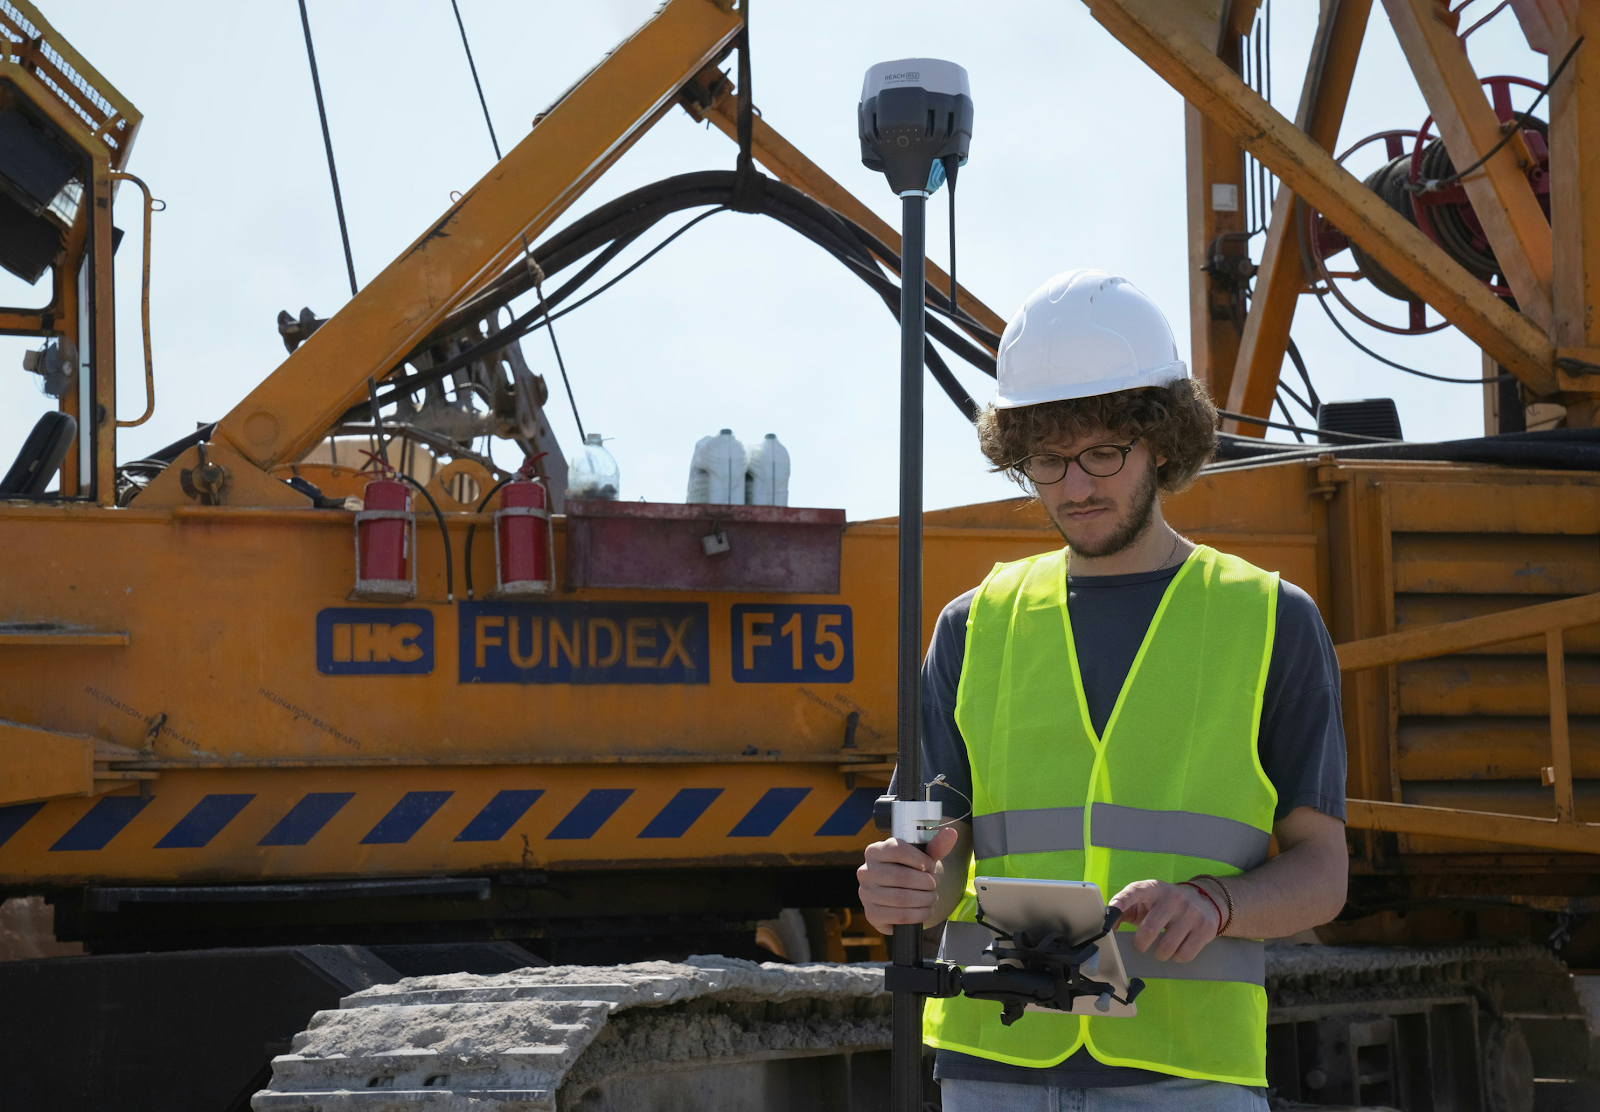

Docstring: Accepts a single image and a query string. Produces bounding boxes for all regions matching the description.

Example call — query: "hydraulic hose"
[463,475,515,600]
[344,172,998,428]
[395,472,454,603]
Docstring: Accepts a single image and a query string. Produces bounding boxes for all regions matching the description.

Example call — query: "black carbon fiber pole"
[891,188,927,1112]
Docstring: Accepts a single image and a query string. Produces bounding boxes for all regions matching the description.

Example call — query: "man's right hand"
[857,826,960,934]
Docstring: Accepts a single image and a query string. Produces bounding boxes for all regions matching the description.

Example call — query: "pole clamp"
[885,961,963,998]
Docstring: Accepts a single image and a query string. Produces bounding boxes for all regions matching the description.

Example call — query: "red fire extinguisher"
[352,477,416,601]
[494,471,555,596]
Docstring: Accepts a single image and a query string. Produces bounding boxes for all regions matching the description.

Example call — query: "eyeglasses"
[1014,439,1139,484]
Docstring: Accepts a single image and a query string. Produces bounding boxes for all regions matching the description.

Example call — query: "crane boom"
[146,0,744,487]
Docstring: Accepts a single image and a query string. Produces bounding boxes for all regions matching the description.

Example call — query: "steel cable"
[448,0,501,160]
[296,0,358,296]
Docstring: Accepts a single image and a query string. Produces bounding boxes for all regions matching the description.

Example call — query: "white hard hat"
[994,269,1189,409]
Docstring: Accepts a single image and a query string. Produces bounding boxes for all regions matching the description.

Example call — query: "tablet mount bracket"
[883,905,1147,1027]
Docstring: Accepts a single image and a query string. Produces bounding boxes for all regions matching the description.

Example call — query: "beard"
[1047,460,1160,558]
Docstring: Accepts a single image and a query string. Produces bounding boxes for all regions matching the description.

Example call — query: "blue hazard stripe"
[815,787,880,836]
[456,790,544,842]
[50,796,152,851]
[361,791,453,844]
[638,788,722,838]
[729,787,810,837]
[0,802,44,848]
[156,794,255,849]
[258,792,355,846]
[548,789,632,839]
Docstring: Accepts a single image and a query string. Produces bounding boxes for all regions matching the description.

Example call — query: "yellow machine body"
[2,0,1599,955]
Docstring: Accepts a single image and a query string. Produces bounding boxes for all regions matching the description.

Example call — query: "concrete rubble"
[250,956,891,1112]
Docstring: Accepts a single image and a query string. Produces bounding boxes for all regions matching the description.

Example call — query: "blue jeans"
[939,1076,1270,1112]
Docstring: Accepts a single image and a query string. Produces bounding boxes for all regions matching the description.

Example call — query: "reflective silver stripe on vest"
[972,805,1268,869]
[972,807,1085,860]
[1090,804,1271,871]
[938,919,1264,986]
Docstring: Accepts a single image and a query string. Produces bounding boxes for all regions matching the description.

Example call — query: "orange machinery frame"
[1,0,1598,928]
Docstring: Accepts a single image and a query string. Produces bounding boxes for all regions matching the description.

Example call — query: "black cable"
[1262,0,1274,231]
[448,0,501,160]
[345,174,997,426]
[945,155,959,318]
[1410,34,1583,195]
[532,266,584,443]
[536,196,989,413]
[1255,10,1268,232]
[1264,0,1272,106]
[366,375,386,464]
[447,170,998,352]
[464,475,515,599]
[536,208,725,333]
[730,23,764,213]
[373,206,721,412]
[1277,378,1314,418]
[412,211,952,404]
[1274,391,1305,442]
[353,223,686,420]
[1217,407,1397,442]
[396,472,454,602]
[147,421,219,463]
[834,249,998,374]
[923,340,979,422]
[1285,336,1320,411]
[1312,288,1514,383]
[296,0,358,296]
[1208,427,1600,473]
[450,169,1000,349]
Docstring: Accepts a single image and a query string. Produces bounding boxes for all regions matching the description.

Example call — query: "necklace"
[1158,533,1182,570]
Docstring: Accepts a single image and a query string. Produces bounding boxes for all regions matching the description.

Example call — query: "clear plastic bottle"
[745,433,790,506]
[686,429,747,505]
[567,432,620,500]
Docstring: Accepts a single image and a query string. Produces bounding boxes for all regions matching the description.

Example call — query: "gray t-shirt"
[895,562,1346,1089]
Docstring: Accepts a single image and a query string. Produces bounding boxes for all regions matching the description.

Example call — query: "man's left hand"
[1109,879,1220,962]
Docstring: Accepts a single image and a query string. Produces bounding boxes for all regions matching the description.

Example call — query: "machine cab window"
[0,15,140,504]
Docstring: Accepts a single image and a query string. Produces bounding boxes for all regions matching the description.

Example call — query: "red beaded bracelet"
[1180,880,1224,934]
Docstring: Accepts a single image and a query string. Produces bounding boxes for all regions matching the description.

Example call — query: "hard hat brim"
[992,360,1190,410]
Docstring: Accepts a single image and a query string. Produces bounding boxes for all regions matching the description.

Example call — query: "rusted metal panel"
[1391,532,1600,594]
[1397,655,1600,716]
[1386,480,1600,533]
[564,500,847,594]
[1398,715,1600,780]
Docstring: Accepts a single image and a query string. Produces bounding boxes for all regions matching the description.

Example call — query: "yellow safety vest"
[923,545,1279,1086]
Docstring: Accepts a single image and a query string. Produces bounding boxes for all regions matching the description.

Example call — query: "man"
[858,270,1348,1111]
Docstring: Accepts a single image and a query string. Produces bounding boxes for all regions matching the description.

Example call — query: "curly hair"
[975,378,1218,494]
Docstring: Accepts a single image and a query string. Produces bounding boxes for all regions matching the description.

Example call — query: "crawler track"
[251,957,891,1112]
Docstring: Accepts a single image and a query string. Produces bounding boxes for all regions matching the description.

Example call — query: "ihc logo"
[317,608,433,675]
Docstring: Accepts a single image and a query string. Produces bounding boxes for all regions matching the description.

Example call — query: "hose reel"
[1303,75,1550,336]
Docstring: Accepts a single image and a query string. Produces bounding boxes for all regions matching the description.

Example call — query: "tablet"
[972,876,1137,1017]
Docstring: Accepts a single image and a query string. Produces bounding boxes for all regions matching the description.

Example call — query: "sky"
[0,0,1549,518]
